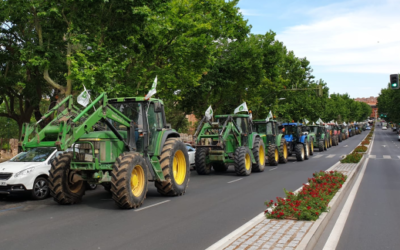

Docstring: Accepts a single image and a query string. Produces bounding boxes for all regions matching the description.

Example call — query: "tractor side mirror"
[154,102,163,113]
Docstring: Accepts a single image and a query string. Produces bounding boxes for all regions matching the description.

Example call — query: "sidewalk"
[211,163,359,250]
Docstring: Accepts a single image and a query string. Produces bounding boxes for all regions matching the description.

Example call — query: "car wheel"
[31,177,50,200]
[86,182,98,190]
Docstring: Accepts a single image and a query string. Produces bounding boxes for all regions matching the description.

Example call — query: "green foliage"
[377,87,400,123]
[341,152,363,163]
[353,146,367,153]
[265,171,347,221]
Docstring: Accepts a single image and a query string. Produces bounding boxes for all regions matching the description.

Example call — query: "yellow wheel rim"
[130,165,145,197]
[311,141,314,152]
[259,145,265,166]
[275,148,279,162]
[173,150,186,185]
[283,143,288,158]
[330,138,332,145]
[245,153,251,170]
[325,140,327,148]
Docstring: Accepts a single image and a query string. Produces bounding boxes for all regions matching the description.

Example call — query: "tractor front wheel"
[309,137,314,155]
[195,147,212,175]
[156,138,190,196]
[234,147,252,176]
[318,140,324,151]
[304,140,310,160]
[295,144,305,161]
[49,152,85,205]
[111,152,148,209]
[267,144,279,166]
[252,138,266,172]
[279,138,288,163]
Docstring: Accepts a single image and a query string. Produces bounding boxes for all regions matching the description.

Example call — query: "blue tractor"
[281,123,310,161]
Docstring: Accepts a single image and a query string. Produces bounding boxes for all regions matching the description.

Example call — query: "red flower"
[307,206,311,210]
[316,212,319,215]
[279,212,284,216]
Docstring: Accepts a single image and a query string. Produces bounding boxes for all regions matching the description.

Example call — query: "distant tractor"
[308,125,329,151]
[302,125,316,155]
[194,114,265,176]
[253,120,288,166]
[20,94,190,209]
[281,123,310,161]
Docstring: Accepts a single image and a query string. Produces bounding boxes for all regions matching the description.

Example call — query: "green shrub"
[341,152,363,163]
[354,146,367,153]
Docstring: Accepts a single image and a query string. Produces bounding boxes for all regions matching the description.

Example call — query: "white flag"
[265,111,273,122]
[77,85,90,107]
[234,102,248,114]
[304,118,309,125]
[316,118,323,125]
[205,106,213,121]
[145,76,158,100]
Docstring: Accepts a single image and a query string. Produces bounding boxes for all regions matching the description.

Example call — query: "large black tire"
[31,177,50,200]
[279,138,288,163]
[111,152,148,209]
[252,138,266,172]
[195,147,211,175]
[309,137,314,155]
[234,147,252,176]
[267,144,279,166]
[336,136,339,145]
[213,163,229,172]
[85,182,97,190]
[339,134,342,142]
[295,143,305,161]
[332,136,337,146]
[329,136,332,148]
[318,140,324,151]
[155,138,190,196]
[49,152,85,205]
[304,140,310,160]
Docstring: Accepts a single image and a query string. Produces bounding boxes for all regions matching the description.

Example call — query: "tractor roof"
[282,123,303,126]
[252,119,277,123]
[108,97,164,104]
[215,114,250,118]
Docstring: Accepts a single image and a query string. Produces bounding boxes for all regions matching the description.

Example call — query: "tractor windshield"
[310,126,318,134]
[284,126,298,136]
[253,123,266,134]
[234,117,249,134]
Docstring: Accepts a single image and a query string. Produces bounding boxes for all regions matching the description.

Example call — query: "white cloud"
[276,0,400,74]
[239,9,263,16]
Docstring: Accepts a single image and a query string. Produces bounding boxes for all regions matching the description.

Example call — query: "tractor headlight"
[14,167,35,178]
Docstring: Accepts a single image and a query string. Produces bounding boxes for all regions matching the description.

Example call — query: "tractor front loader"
[20,93,190,209]
[253,120,288,166]
[194,114,265,176]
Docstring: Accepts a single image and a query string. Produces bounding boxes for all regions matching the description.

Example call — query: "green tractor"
[20,93,190,209]
[252,120,288,166]
[194,114,265,175]
[308,125,329,151]
[302,125,316,156]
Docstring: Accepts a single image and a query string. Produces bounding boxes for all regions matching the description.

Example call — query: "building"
[354,96,377,118]
[186,114,198,134]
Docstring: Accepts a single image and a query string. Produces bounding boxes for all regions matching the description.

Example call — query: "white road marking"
[227,178,243,184]
[383,155,391,159]
[326,154,335,158]
[293,161,297,163]
[269,167,278,171]
[343,145,348,147]
[134,200,170,212]
[322,157,370,250]
[382,145,386,147]
[313,155,323,158]
[369,155,376,158]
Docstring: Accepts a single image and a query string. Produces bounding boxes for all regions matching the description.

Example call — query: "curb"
[206,132,372,250]
[295,131,373,250]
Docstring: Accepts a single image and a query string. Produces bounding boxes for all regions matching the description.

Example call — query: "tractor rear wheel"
[267,144,279,166]
[318,140,324,151]
[332,136,337,146]
[213,163,229,172]
[195,147,212,175]
[111,152,148,209]
[279,138,288,163]
[234,147,252,176]
[252,138,266,172]
[304,140,310,160]
[155,138,190,196]
[49,152,85,205]
[295,143,305,161]
[339,134,342,142]
[309,137,314,155]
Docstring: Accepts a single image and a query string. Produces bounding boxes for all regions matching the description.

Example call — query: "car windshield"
[10,147,55,162]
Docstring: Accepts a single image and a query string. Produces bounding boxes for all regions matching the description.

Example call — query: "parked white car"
[0,147,58,199]
[185,144,196,167]
[382,126,387,130]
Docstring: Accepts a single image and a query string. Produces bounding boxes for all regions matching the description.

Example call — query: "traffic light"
[390,74,399,89]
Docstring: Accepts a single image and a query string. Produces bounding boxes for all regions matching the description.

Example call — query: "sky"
[236,0,400,98]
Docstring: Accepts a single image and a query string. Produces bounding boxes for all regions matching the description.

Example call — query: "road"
[332,127,400,250]
[0,134,365,250]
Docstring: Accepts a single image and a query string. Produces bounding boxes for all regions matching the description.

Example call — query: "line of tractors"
[18,95,366,209]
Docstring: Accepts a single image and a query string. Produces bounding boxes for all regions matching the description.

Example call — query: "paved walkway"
[222,163,358,250]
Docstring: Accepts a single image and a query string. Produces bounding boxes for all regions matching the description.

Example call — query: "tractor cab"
[253,120,279,145]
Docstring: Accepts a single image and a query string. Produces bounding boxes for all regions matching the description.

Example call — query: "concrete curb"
[295,131,373,250]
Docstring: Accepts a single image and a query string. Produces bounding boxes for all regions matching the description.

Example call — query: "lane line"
[369,155,376,158]
[269,167,277,171]
[313,155,323,158]
[227,178,243,184]
[0,206,24,213]
[326,154,336,158]
[383,155,391,159]
[134,200,170,212]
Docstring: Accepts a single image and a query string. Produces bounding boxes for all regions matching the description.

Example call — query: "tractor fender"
[157,130,180,156]
[300,135,307,144]
[276,134,283,145]
[250,134,260,149]
[284,134,293,142]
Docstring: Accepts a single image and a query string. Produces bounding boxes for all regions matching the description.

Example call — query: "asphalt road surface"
[334,127,400,250]
[0,133,366,250]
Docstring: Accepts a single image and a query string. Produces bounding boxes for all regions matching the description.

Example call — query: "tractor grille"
[0,173,12,180]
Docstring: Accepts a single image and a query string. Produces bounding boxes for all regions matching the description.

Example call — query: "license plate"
[0,181,6,186]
